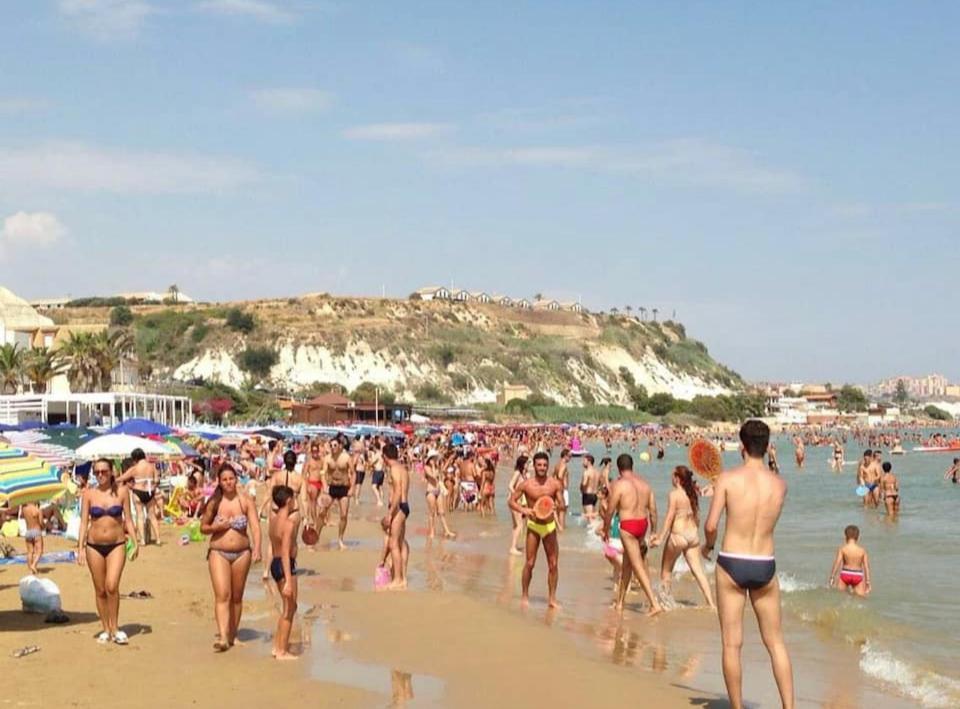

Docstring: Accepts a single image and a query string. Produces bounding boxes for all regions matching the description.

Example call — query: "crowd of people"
[6,417,959,709]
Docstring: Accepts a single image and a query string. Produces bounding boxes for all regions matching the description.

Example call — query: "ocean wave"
[777,572,817,593]
[860,643,960,708]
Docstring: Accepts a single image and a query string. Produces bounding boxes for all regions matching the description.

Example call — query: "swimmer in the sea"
[828,525,871,597]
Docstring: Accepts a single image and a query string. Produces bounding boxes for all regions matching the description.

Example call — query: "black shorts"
[355,470,366,485]
[372,470,385,487]
[329,484,350,500]
[581,493,598,508]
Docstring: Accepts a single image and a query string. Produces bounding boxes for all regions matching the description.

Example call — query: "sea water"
[538,434,960,707]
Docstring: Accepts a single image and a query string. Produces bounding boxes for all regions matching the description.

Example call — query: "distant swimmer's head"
[283,450,297,471]
[272,484,294,510]
[616,453,633,475]
[383,443,399,461]
[739,420,770,460]
[532,451,549,477]
[863,449,873,460]
[844,524,860,541]
[882,462,892,473]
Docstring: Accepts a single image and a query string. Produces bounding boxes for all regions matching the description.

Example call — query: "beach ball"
[639,451,651,463]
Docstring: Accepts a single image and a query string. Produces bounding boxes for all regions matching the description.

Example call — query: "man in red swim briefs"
[603,453,663,616]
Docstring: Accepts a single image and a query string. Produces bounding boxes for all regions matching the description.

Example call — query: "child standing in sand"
[22,502,43,575]
[268,485,299,660]
[829,525,871,597]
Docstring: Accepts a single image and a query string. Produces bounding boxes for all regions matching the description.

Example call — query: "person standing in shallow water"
[702,420,794,709]
[603,454,663,617]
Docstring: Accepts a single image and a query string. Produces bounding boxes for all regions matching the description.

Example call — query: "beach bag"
[19,575,62,614]
[1,520,19,538]
[187,520,205,542]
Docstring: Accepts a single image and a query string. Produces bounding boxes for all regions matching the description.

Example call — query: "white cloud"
[0,142,260,194]
[249,88,334,114]
[343,122,453,141]
[0,212,66,260]
[0,98,50,115]
[426,139,805,194]
[197,0,294,23]
[58,0,154,40]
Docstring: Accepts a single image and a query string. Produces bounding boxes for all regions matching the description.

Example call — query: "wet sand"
[0,514,694,708]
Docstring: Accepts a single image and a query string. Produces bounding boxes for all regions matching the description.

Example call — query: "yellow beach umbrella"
[0,443,67,507]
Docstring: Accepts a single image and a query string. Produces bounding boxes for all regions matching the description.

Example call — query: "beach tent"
[107,418,173,436]
[0,443,66,507]
[75,434,170,459]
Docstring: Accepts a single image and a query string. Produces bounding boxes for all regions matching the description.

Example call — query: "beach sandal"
[96,631,111,644]
[113,631,129,645]
[12,645,40,658]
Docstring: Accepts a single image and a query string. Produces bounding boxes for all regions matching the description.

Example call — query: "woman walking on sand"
[424,451,456,539]
[201,464,262,651]
[507,456,529,556]
[650,466,715,609]
[78,458,139,645]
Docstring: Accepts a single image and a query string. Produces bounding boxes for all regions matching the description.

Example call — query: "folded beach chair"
[163,486,185,519]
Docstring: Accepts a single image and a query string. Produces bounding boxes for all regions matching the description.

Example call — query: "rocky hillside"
[51,296,743,406]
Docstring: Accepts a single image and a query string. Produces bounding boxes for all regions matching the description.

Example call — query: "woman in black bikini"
[201,464,262,652]
[77,458,139,645]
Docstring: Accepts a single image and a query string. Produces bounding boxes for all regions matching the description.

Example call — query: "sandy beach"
[1,513,698,709]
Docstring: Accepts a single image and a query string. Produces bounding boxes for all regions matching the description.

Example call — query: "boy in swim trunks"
[828,525,871,597]
[508,451,563,608]
[268,485,299,660]
[703,420,794,709]
[22,502,43,575]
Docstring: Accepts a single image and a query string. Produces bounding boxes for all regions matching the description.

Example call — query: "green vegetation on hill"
[57,295,745,407]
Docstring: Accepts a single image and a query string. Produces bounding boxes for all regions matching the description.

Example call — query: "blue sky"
[1,1,958,383]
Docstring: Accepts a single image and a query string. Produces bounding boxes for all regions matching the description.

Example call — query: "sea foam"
[860,643,960,708]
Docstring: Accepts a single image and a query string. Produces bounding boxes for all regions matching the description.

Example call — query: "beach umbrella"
[75,434,170,459]
[18,420,46,430]
[43,427,99,451]
[0,443,66,507]
[251,428,284,440]
[107,418,173,436]
[7,441,74,467]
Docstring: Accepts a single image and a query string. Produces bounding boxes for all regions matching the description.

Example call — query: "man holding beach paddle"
[509,451,564,608]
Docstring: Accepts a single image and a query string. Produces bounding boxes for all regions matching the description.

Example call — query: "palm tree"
[167,284,180,303]
[0,343,24,394]
[625,305,633,315]
[91,329,135,391]
[22,348,68,394]
[534,293,543,302]
[639,307,647,321]
[59,332,100,393]
[611,307,620,315]
[652,308,659,322]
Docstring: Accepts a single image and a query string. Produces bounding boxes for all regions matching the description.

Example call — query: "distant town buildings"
[414,286,585,312]
[873,374,951,399]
